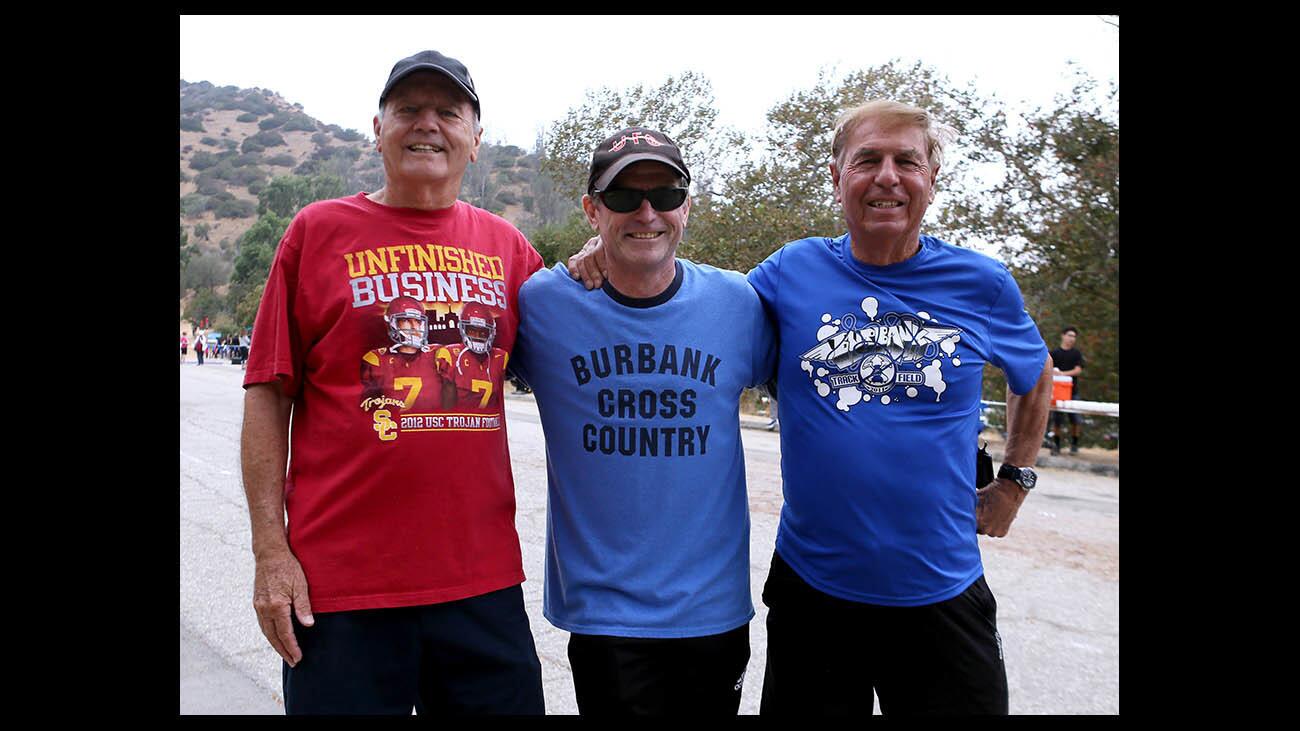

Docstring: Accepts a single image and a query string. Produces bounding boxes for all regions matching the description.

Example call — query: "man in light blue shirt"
[513,127,775,716]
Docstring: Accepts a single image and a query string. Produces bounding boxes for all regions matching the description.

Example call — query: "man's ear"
[468,123,482,164]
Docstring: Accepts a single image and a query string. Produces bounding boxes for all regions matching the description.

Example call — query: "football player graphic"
[360,296,445,415]
[436,302,509,412]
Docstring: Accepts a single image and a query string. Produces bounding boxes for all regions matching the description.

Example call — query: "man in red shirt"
[240,50,545,715]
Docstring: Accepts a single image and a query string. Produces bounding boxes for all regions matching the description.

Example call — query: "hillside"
[181,80,564,248]
[179,80,574,328]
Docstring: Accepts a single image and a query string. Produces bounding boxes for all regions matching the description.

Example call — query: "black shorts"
[759,551,1007,716]
[567,623,750,716]
[282,584,544,715]
[1053,410,1081,427]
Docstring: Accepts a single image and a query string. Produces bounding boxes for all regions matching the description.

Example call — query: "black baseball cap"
[379,50,480,120]
[587,127,691,194]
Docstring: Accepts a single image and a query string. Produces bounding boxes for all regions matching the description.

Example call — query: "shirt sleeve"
[986,266,1049,395]
[747,284,777,389]
[746,247,782,322]
[510,273,541,388]
[242,215,306,398]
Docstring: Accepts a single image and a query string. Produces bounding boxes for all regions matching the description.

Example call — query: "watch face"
[1021,469,1037,489]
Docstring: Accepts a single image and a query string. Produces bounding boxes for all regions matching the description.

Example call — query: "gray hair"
[830,100,957,171]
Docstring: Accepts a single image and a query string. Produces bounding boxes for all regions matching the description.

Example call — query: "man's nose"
[875,158,900,186]
[413,108,441,130]
[633,197,657,222]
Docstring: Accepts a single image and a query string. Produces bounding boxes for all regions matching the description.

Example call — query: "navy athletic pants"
[282,584,544,715]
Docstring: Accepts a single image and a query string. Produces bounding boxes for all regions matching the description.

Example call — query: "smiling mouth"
[407,144,444,153]
[627,232,663,240]
[868,201,904,208]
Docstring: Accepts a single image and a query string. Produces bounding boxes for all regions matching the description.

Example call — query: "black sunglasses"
[595,186,688,213]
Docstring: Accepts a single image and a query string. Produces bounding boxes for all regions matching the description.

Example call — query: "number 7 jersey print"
[436,343,508,412]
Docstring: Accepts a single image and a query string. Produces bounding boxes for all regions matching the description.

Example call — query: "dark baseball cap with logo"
[379,50,480,120]
[587,126,691,194]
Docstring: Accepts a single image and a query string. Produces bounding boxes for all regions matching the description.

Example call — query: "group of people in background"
[180,330,251,367]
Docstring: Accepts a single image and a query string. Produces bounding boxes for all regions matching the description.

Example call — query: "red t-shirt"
[244,193,543,613]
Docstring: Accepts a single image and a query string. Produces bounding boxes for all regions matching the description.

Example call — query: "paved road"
[180,362,1118,714]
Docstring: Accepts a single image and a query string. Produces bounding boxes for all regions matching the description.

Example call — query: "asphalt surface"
[180,359,1118,715]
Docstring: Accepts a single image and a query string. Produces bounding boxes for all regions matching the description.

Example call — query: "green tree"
[226,210,291,316]
[461,142,501,210]
[527,132,577,228]
[256,174,347,218]
[683,60,993,275]
[181,251,231,293]
[179,223,198,282]
[941,72,1119,428]
[223,172,348,319]
[235,282,266,330]
[184,287,225,326]
[527,210,592,268]
[541,72,748,205]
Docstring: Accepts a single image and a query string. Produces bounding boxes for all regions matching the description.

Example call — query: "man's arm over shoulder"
[746,244,787,317]
[734,275,777,389]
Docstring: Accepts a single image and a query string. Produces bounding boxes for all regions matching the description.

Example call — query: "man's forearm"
[1003,358,1054,467]
[242,383,294,558]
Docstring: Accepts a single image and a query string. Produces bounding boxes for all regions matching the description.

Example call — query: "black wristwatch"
[997,463,1037,491]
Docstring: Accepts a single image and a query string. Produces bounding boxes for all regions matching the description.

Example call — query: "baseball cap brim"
[380,64,480,118]
[592,153,690,192]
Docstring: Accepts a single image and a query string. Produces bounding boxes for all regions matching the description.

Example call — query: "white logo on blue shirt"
[799,296,964,411]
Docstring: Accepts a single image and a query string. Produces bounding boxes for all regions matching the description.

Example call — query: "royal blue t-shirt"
[515,260,775,637]
[748,234,1047,606]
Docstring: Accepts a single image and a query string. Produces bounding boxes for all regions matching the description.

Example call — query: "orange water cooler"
[1052,375,1073,407]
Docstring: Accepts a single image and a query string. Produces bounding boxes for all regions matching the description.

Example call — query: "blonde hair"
[830,100,957,171]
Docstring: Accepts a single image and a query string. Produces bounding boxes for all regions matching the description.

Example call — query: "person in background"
[1048,325,1085,455]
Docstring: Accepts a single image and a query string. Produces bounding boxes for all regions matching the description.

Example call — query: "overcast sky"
[180,15,1118,150]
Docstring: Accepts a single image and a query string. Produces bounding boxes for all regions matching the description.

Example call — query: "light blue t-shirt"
[748,234,1048,607]
[514,260,775,637]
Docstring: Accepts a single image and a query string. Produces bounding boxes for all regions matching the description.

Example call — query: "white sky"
[179,15,1118,150]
